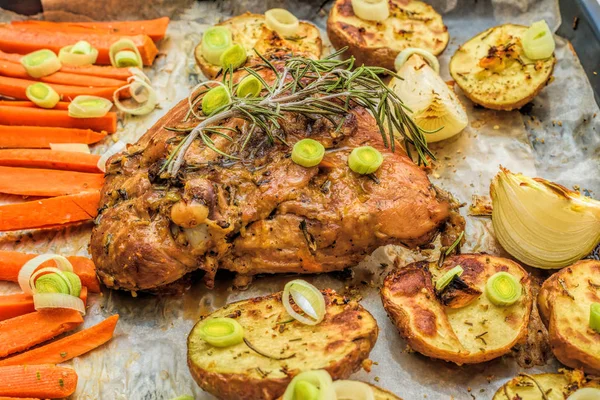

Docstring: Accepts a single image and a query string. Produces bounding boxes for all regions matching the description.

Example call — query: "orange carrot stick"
[0,364,77,398]
[0,309,83,358]
[0,166,104,196]
[0,26,158,66]
[0,287,89,322]
[0,397,39,400]
[0,190,100,231]
[0,75,122,101]
[0,100,69,110]
[0,59,127,88]
[0,149,101,172]
[0,106,117,133]
[0,126,107,148]
[0,251,100,293]
[0,314,118,367]
[12,17,170,42]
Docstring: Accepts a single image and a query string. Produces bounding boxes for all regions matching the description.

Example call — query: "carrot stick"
[0,314,117,367]
[0,251,100,293]
[0,59,127,88]
[0,364,77,398]
[0,166,104,196]
[0,149,101,172]
[0,75,122,101]
[0,126,107,148]
[0,190,100,231]
[0,397,39,400]
[12,17,170,42]
[0,288,89,322]
[0,106,117,133]
[0,101,69,110]
[0,294,34,321]
[0,309,83,358]
[0,26,158,66]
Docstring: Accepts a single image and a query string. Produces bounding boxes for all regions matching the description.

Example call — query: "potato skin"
[538,260,600,374]
[327,0,448,70]
[381,254,532,365]
[187,290,378,400]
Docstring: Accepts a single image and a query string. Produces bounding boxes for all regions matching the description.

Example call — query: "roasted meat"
[90,64,462,293]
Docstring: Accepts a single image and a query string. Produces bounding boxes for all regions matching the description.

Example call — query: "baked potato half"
[538,260,600,374]
[187,289,378,400]
[195,12,323,79]
[492,369,600,400]
[449,24,555,111]
[381,254,533,365]
[327,0,448,70]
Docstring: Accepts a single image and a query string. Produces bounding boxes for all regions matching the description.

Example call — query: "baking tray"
[0,0,600,399]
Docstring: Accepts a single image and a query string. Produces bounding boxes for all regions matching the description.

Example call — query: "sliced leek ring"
[485,272,522,306]
[282,370,334,400]
[282,279,326,325]
[435,265,463,292]
[33,292,85,315]
[332,380,375,400]
[348,146,383,174]
[35,272,70,294]
[26,82,60,109]
[265,9,300,37]
[58,41,99,66]
[291,139,325,168]
[197,317,244,347]
[351,0,390,22]
[394,48,440,74]
[219,43,247,70]
[109,39,142,68]
[202,84,231,116]
[68,95,113,118]
[590,303,600,333]
[522,20,555,60]
[236,75,262,98]
[201,26,233,65]
[114,50,142,68]
[20,49,61,78]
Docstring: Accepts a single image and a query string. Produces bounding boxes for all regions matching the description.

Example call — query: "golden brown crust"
[381,254,533,365]
[449,24,555,111]
[327,0,448,70]
[538,260,600,374]
[195,12,322,79]
[187,290,378,400]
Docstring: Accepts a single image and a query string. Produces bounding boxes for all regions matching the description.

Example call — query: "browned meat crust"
[90,70,458,293]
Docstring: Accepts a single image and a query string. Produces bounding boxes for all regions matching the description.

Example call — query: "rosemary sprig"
[162,48,433,177]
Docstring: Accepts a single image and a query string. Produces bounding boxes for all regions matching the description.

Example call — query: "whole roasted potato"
[450,24,555,111]
[381,254,532,365]
[538,260,600,374]
[187,289,378,400]
[327,0,448,70]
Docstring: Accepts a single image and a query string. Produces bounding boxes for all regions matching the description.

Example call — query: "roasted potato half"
[538,260,600,374]
[449,24,555,111]
[492,369,600,400]
[195,12,323,79]
[381,254,533,364]
[187,289,378,400]
[327,0,448,70]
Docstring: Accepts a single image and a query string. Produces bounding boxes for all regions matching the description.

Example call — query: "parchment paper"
[1,0,599,399]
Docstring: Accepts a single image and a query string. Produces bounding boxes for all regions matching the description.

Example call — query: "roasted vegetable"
[538,260,600,374]
[327,0,448,70]
[187,289,378,400]
[450,24,555,110]
[381,254,532,364]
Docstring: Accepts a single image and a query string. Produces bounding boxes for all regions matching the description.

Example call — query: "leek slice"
[20,49,61,78]
[265,9,300,37]
[236,75,262,98]
[435,265,463,292]
[332,380,375,400]
[113,78,158,115]
[348,146,383,174]
[58,41,99,66]
[568,388,600,400]
[33,292,85,315]
[590,303,600,333]
[25,82,60,109]
[201,26,233,65]
[485,272,522,306]
[282,279,326,325]
[63,271,82,297]
[522,20,555,60]
[68,95,113,118]
[197,317,244,347]
[394,48,440,74]
[97,140,126,173]
[35,272,70,294]
[109,39,142,68]
[351,0,389,22]
[283,370,334,400]
[30,267,73,296]
[219,43,247,70]
[202,85,231,116]
[18,254,73,295]
[291,139,325,168]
